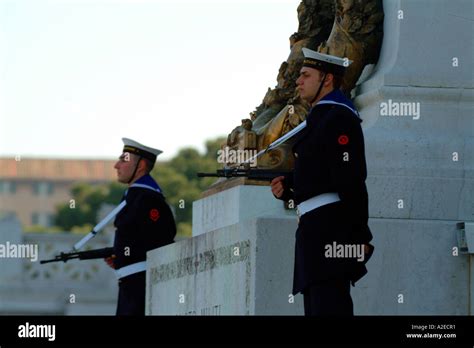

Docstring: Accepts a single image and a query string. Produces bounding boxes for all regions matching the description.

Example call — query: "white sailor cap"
[122,138,162,162]
[302,48,352,75]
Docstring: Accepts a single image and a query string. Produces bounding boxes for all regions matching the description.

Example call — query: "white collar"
[314,100,360,117]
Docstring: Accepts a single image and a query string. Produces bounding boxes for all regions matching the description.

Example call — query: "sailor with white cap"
[271,48,374,316]
[118,137,163,184]
[105,138,176,315]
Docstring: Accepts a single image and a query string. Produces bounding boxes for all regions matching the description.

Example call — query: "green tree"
[54,183,117,231]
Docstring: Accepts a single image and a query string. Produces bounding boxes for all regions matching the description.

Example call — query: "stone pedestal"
[353,219,471,314]
[350,0,474,314]
[192,183,294,237]
[146,187,303,315]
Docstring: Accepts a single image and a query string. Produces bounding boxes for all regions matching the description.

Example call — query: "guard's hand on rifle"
[271,176,286,198]
[104,255,116,269]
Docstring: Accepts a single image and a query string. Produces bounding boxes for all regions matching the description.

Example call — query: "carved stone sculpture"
[225,0,384,170]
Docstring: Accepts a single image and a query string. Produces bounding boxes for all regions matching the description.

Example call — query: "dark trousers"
[116,271,146,316]
[303,279,353,316]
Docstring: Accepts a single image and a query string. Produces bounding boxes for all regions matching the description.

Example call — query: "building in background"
[0,157,117,227]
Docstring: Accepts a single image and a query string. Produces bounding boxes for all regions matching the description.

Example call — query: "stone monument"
[146,0,473,315]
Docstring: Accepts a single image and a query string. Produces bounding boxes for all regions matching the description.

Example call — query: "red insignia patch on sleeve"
[338,135,349,145]
[149,208,160,221]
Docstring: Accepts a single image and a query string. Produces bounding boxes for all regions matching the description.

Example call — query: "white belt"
[115,261,146,279]
[296,193,340,218]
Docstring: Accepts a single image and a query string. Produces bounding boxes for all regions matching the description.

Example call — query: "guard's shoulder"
[126,187,165,204]
[325,104,361,128]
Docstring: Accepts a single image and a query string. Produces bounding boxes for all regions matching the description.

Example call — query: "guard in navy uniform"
[105,138,176,316]
[271,48,374,316]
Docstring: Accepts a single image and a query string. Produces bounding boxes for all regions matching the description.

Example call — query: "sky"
[0,0,300,160]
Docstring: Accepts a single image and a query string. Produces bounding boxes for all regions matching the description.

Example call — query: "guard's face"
[114,152,137,183]
[296,67,323,102]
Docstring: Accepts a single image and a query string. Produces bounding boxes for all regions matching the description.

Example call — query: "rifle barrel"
[197,169,292,181]
[197,172,219,177]
[39,252,79,264]
[78,247,114,260]
[40,247,114,264]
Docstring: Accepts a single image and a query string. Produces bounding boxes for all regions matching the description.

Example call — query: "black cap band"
[303,58,346,76]
[123,146,157,162]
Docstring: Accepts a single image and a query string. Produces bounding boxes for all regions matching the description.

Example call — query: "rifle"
[198,119,305,181]
[197,168,292,181]
[40,247,114,264]
[38,194,126,266]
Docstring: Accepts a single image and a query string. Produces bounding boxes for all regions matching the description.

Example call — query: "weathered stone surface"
[146,215,303,315]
